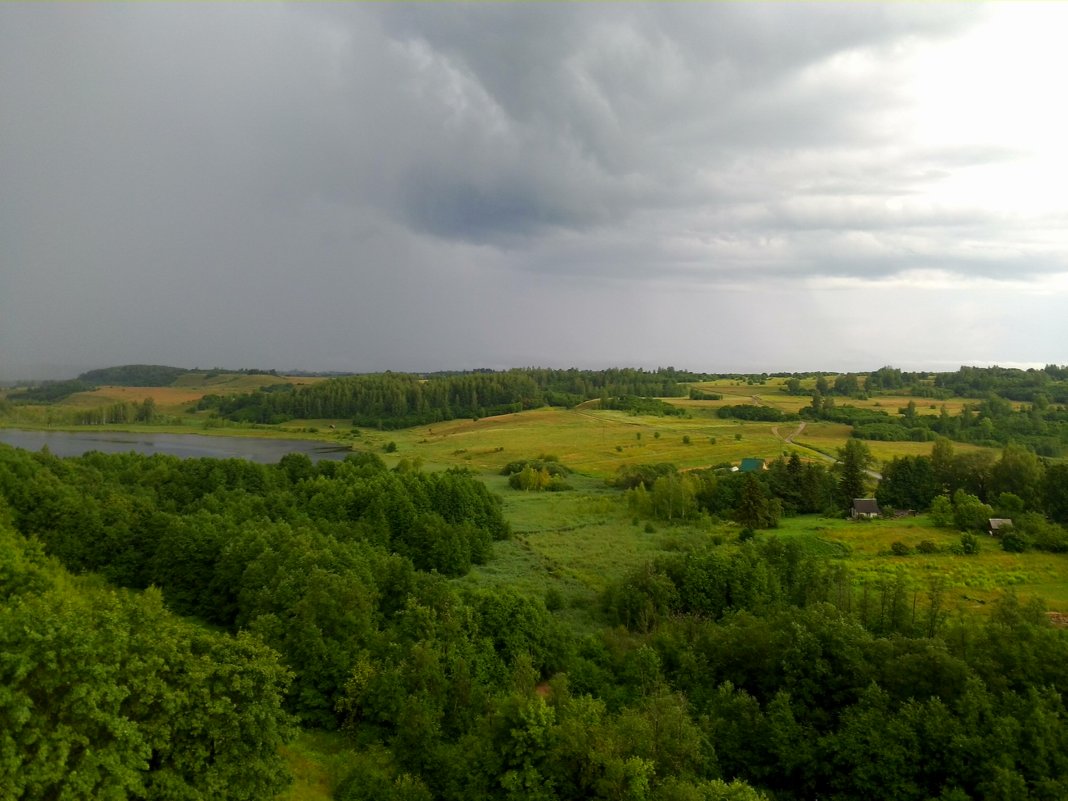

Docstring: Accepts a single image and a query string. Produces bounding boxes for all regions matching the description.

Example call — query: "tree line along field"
[4,363,1068,799]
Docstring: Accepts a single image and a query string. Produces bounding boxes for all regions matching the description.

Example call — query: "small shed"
[739,458,767,473]
[988,518,1013,536]
[851,498,880,519]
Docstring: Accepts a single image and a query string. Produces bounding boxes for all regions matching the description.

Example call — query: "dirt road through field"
[770,421,806,443]
[770,421,882,479]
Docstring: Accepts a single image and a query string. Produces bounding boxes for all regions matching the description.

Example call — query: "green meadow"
[373,407,792,476]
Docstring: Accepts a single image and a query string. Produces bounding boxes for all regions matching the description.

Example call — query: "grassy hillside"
[373,407,791,476]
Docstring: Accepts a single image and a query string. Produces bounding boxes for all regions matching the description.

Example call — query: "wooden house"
[851,498,880,519]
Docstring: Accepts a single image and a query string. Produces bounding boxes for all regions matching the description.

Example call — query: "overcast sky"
[3,3,1067,379]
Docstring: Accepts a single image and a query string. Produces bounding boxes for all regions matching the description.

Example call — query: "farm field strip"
[683,379,998,415]
[380,408,792,478]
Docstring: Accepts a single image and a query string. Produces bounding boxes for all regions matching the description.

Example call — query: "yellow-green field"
[683,378,999,416]
[791,421,995,465]
[371,408,811,478]
[367,407,1003,478]
[71,373,326,414]
[69,386,217,410]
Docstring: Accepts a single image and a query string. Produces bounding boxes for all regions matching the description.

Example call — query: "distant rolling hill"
[78,364,190,387]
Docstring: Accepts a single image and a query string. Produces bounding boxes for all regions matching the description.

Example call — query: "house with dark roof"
[988,518,1013,536]
[851,498,880,519]
[738,458,767,473]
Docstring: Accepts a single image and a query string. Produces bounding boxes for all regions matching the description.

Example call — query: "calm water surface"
[0,429,352,463]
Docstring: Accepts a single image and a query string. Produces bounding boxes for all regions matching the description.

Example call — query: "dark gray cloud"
[2,3,1066,378]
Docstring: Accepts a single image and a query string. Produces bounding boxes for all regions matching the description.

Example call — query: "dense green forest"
[3,439,1068,800]
[785,365,1068,402]
[196,368,697,427]
[1,526,295,800]
[934,365,1068,403]
[716,405,797,423]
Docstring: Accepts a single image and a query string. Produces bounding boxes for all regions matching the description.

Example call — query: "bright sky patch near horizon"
[2,3,1066,380]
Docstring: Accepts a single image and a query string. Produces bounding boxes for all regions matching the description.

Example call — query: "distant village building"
[851,499,881,519]
[989,518,1014,536]
[738,458,768,473]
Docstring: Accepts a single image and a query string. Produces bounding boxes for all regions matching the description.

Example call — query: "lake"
[0,429,353,463]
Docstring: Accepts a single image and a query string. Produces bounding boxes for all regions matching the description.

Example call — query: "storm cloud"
[2,3,1066,378]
